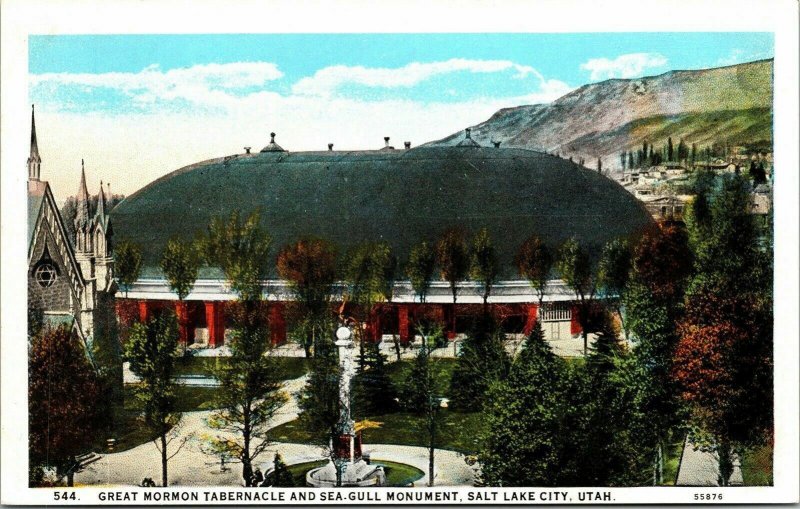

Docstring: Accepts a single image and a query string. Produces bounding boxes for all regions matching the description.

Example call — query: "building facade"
[27,105,115,349]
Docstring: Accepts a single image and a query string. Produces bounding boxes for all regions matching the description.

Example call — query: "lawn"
[173,355,309,380]
[385,357,458,397]
[661,440,684,486]
[270,409,486,455]
[278,459,424,487]
[740,443,773,486]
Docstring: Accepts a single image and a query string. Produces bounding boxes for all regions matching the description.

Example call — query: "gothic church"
[27,105,115,349]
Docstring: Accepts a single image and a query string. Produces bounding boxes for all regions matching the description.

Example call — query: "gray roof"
[112,146,653,278]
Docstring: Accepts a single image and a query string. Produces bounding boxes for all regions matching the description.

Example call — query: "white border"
[2,0,798,504]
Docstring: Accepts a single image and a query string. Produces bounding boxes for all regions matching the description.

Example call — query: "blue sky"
[27,33,773,199]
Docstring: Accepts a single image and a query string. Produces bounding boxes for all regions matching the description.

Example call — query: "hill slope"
[429,59,773,171]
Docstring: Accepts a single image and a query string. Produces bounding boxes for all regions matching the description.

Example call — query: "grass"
[662,440,684,486]
[740,443,773,486]
[173,355,310,380]
[282,459,424,487]
[270,409,486,455]
[385,358,458,397]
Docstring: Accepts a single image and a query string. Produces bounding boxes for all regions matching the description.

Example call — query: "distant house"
[639,194,692,221]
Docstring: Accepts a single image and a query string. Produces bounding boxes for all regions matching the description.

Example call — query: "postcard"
[2,0,798,505]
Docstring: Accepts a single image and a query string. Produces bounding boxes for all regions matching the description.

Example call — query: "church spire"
[28,104,41,181]
[75,159,91,235]
[96,179,107,224]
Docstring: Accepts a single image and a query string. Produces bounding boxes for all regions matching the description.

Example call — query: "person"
[252,468,264,487]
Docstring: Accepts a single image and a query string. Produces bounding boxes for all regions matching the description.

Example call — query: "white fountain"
[306,325,386,487]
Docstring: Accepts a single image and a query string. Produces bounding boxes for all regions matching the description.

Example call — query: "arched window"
[32,247,60,288]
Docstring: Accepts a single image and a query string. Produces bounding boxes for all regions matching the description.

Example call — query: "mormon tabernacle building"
[108,128,653,348]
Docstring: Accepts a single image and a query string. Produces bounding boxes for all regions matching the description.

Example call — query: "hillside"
[429,59,773,172]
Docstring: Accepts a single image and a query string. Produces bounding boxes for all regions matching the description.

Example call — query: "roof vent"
[328,143,334,151]
[244,147,252,154]
[381,136,394,150]
[456,127,481,148]
[492,141,501,148]
[404,141,411,149]
[260,132,286,153]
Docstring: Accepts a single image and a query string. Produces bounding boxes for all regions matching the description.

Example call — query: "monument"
[306,325,386,487]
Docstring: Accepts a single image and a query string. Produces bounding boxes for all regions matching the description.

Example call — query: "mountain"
[428,59,773,172]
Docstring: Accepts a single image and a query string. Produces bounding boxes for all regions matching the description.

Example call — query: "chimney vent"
[384,136,390,146]
[244,147,252,154]
[270,132,276,143]
[381,137,394,150]
[328,143,334,151]
[465,128,472,139]
[492,141,501,148]
[404,141,411,149]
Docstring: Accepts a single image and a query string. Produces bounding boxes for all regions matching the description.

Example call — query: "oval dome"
[111,146,653,278]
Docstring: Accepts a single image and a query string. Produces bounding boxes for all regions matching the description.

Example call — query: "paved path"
[75,375,475,487]
[675,437,743,486]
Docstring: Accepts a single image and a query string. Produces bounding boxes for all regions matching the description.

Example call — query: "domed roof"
[111,146,652,278]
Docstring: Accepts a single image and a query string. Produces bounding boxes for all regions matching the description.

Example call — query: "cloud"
[291,58,542,97]
[580,53,667,81]
[31,62,285,106]
[715,48,773,67]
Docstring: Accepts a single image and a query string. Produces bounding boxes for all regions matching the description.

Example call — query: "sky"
[28,33,773,202]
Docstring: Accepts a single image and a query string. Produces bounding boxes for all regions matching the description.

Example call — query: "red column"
[368,306,382,343]
[269,302,287,345]
[444,304,456,340]
[570,304,582,335]
[523,303,539,336]
[138,300,150,323]
[398,305,410,344]
[175,301,189,345]
[205,301,225,347]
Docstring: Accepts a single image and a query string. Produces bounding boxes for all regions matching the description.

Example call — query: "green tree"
[469,228,498,306]
[517,235,553,308]
[125,313,182,487]
[597,238,632,337]
[201,210,271,302]
[269,453,294,487]
[209,320,288,486]
[29,325,100,487]
[449,315,511,412]
[353,339,397,416]
[436,228,469,335]
[276,237,338,357]
[160,239,200,301]
[407,240,436,303]
[597,158,602,173]
[628,152,635,170]
[115,240,142,297]
[299,329,341,447]
[556,238,596,356]
[480,321,572,486]
[667,137,674,161]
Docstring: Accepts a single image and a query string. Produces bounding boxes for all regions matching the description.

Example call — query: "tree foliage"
[353,340,397,416]
[125,313,182,487]
[516,235,553,306]
[436,228,469,304]
[298,332,341,444]
[29,325,100,486]
[201,210,271,302]
[160,238,200,301]
[277,237,338,357]
[469,228,498,305]
[406,240,436,303]
[269,453,294,487]
[115,240,142,297]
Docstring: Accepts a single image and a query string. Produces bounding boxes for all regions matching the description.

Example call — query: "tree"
[628,152,635,170]
[597,238,632,337]
[469,228,498,306]
[480,321,572,486]
[436,228,469,335]
[407,240,436,303]
[29,325,100,487]
[298,330,341,448]
[353,339,397,416]
[269,453,294,487]
[675,174,772,484]
[556,238,596,356]
[667,137,674,161]
[125,313,182,487]
[620,152,627,170]
[115,240,142,297]
[160,239,200,301]
[276,237,338,357]
[201,209,271,302]
[517,235,553,308]
[597,158,602,173]
[449,314,511,411]
[209,320,288,486]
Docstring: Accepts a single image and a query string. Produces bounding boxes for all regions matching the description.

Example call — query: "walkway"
[675,436,743,486]
[75,375,475,487]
